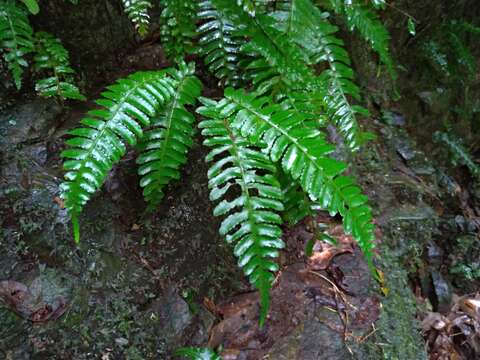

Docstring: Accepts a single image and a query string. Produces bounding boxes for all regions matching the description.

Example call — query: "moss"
[365,246,427,360]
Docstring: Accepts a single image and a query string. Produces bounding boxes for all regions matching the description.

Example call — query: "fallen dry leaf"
[0,280,67,323]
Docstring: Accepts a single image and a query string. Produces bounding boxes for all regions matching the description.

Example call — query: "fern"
[434,131,480,179]
[330,1,396,80]
[58,0,381,328]
[60,70,177,242]
[212,88,376,263]
[313,19,371,152]
[279,171,316,225]
[160,0,197,59]
[121,0,152,36]
[237,0,257,16]
[0,0,34,89]
[197,0,244,86]
[19,0,38,14]
[198,96,285,326]
[137,63,202,209]
[33,31,85,100]
[176,347,221,360]
[273,0,368,151]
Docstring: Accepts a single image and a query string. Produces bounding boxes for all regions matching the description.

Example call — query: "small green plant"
[0,0,83,98]
[121,0,152,37]
[433,131,480,179]
[176,347,221,360]
[0,0,35,88]
[33,32,85,100]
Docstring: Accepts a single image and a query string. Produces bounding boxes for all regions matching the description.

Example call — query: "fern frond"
[279,171,315,225]
[340,2,396,80]
[19,0,39,14]
[198,97,285,326]
[160,0,197,59]
[237,0,257,16]
[213,0,315,92]
[218,88,375,262]
[270,0,367,150]
[313,17,369,151]
[61,70,177,242]
[121,0,152,36]
[434,131,480,178]
[0,0,34,89]
[197,0,244,86]
[33,32,85,100]
[136,63,202,209]
[176,347,221,360]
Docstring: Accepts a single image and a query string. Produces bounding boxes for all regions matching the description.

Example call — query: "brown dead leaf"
[131,223,141,231]
[53,196,65,209]
[203,297,219,317]
[0,280,67,323]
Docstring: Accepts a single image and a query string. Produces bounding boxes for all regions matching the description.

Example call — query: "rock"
[146,286,194,344]
[267,320,350,360]
[395,139,416,161]
[114,337,129,347]
[427,242,443,267]
[431,271,452,313]
[0,99,62,147]
[382,110,406,126]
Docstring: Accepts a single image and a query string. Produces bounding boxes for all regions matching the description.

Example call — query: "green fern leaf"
[160,0,197,59]
[0,0,34,89]
[61,70,177,242]
[270,0,368,151]
[278,170,316,225]
[340,2,396,80]
[34,32,85,100]
[176,347,221,360]
[198,97,285,326]
[19,0,39,14]
[212,0,315,93]
[219,88,375,263]
[236,0,256,16]
[434,131,480,179]
[121,0,152,36]
[137,63,202,209]
[197,0,244,86]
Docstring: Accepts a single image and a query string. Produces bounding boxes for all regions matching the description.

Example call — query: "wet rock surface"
[0,98,242,359]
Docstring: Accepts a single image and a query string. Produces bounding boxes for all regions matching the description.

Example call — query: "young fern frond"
[198,97,285,326]
[219,88,375,263]
[197,0,244,86]
[160,0,198,59]
[121,0,152,37]
[0,0,34,89]
[137,63,202,209]
[60,70,177,242]
[33,32,85,100]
